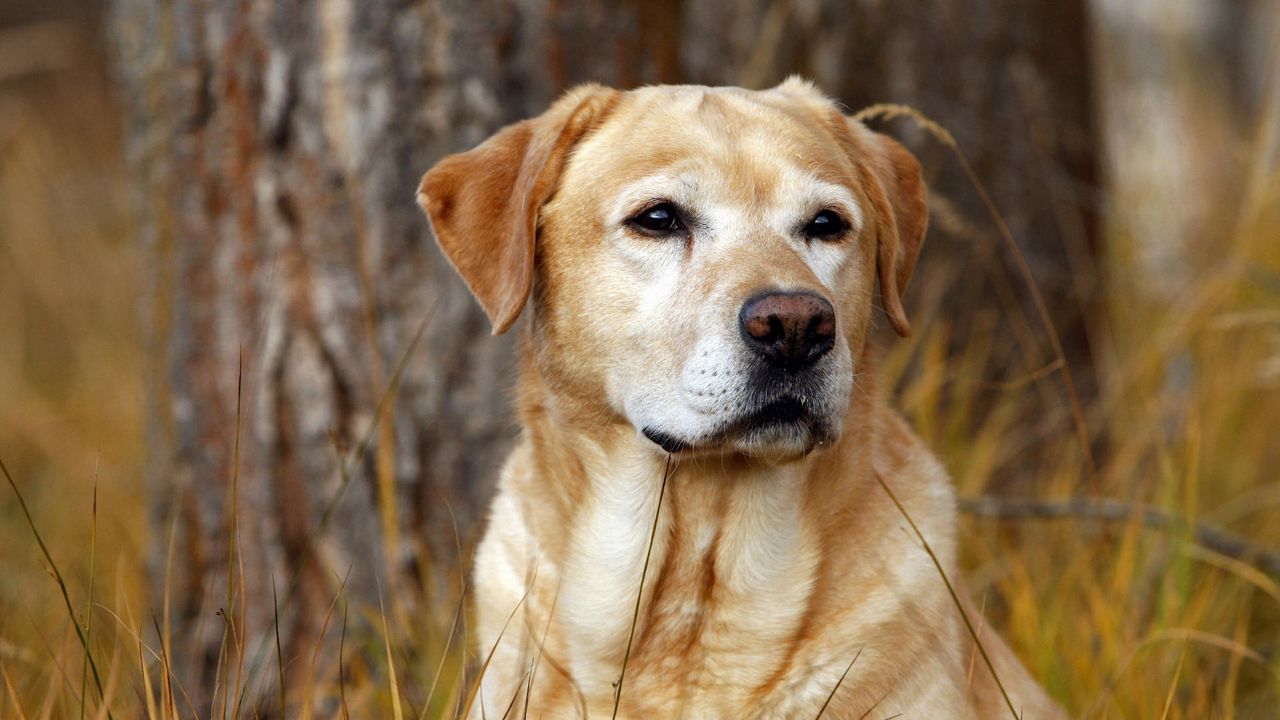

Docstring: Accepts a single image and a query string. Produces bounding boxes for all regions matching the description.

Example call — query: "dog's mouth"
[748,396,806,426]
[641,426,691,454]
[642,395,830,457]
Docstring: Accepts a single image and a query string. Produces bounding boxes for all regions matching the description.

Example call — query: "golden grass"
[887,165,1280,717]
[3,32,1280,720]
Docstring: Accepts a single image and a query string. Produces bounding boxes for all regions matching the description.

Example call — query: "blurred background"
[1,0,1277,717]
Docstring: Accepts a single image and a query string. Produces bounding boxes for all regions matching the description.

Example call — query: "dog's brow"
[611,173,701,221]
[791,179,864,232]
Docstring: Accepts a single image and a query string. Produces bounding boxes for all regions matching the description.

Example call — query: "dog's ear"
[855,127,928,338]
[417,85,619,335]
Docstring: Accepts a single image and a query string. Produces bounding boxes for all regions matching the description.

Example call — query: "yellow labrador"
[419,79,1064,719]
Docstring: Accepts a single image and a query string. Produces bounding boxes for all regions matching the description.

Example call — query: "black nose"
[738,291,836,371]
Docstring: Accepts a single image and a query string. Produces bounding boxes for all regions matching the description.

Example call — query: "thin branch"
[958,495,1280,576]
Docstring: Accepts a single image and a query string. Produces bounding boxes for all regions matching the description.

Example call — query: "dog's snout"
[739,291,836,371]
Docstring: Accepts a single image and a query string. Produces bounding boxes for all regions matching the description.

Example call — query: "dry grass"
[877,107,1280,716]
[2,19,1280,720]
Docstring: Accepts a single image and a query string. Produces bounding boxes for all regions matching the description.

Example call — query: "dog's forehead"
[565,85,857,199]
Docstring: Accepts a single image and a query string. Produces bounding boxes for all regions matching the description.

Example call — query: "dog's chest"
[555,466,822,710]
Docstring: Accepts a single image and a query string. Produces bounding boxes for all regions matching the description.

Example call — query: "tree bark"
[111,0,1098,707]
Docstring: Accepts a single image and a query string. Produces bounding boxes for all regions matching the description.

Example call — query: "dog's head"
[419,80,926,460]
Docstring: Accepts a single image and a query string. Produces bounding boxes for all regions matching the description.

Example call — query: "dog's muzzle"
[641,290,844,457]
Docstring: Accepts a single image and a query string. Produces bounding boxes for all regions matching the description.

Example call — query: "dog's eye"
[629,202,683,235]
[803,210,848,240]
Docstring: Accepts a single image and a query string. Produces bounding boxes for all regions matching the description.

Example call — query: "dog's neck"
[506,343,957,713]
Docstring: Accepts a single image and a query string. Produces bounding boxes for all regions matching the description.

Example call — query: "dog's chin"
[641,398,839,462]
[730,422,829,460]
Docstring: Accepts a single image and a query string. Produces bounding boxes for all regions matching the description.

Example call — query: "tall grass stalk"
[1,456,113,720]
[611,454,674,719]
[79,472,97,720]
[876,473,1020,719]
[813,646,862,719]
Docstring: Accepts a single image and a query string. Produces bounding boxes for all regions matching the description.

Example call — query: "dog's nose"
[739,291,836,370]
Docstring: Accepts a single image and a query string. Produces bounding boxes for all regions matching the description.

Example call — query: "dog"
[418,78,1065,719]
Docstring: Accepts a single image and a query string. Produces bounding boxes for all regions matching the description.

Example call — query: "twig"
[958,495,1280,576]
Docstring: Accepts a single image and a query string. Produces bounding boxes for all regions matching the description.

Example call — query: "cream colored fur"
[419,79,1065,719]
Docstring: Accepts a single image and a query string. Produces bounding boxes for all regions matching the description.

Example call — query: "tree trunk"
[111,0,1097,707]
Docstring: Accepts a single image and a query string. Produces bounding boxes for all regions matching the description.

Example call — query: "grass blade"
[302,565,352,720]
[2,663,32,720]
[235,308,435,708]
[1157,649,1186,720]
[423,580,467,718]
[377,589,405,720]
[0,455,114,720]
[220,349,244,720]
[611,454,673,719]
[875,472,1021,719]
[814,646,862,719]
[853,103,1097,492]
[339,602,350,720]
[459,580,536,720]
[79,468,98,720]
[271,577,286,718]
